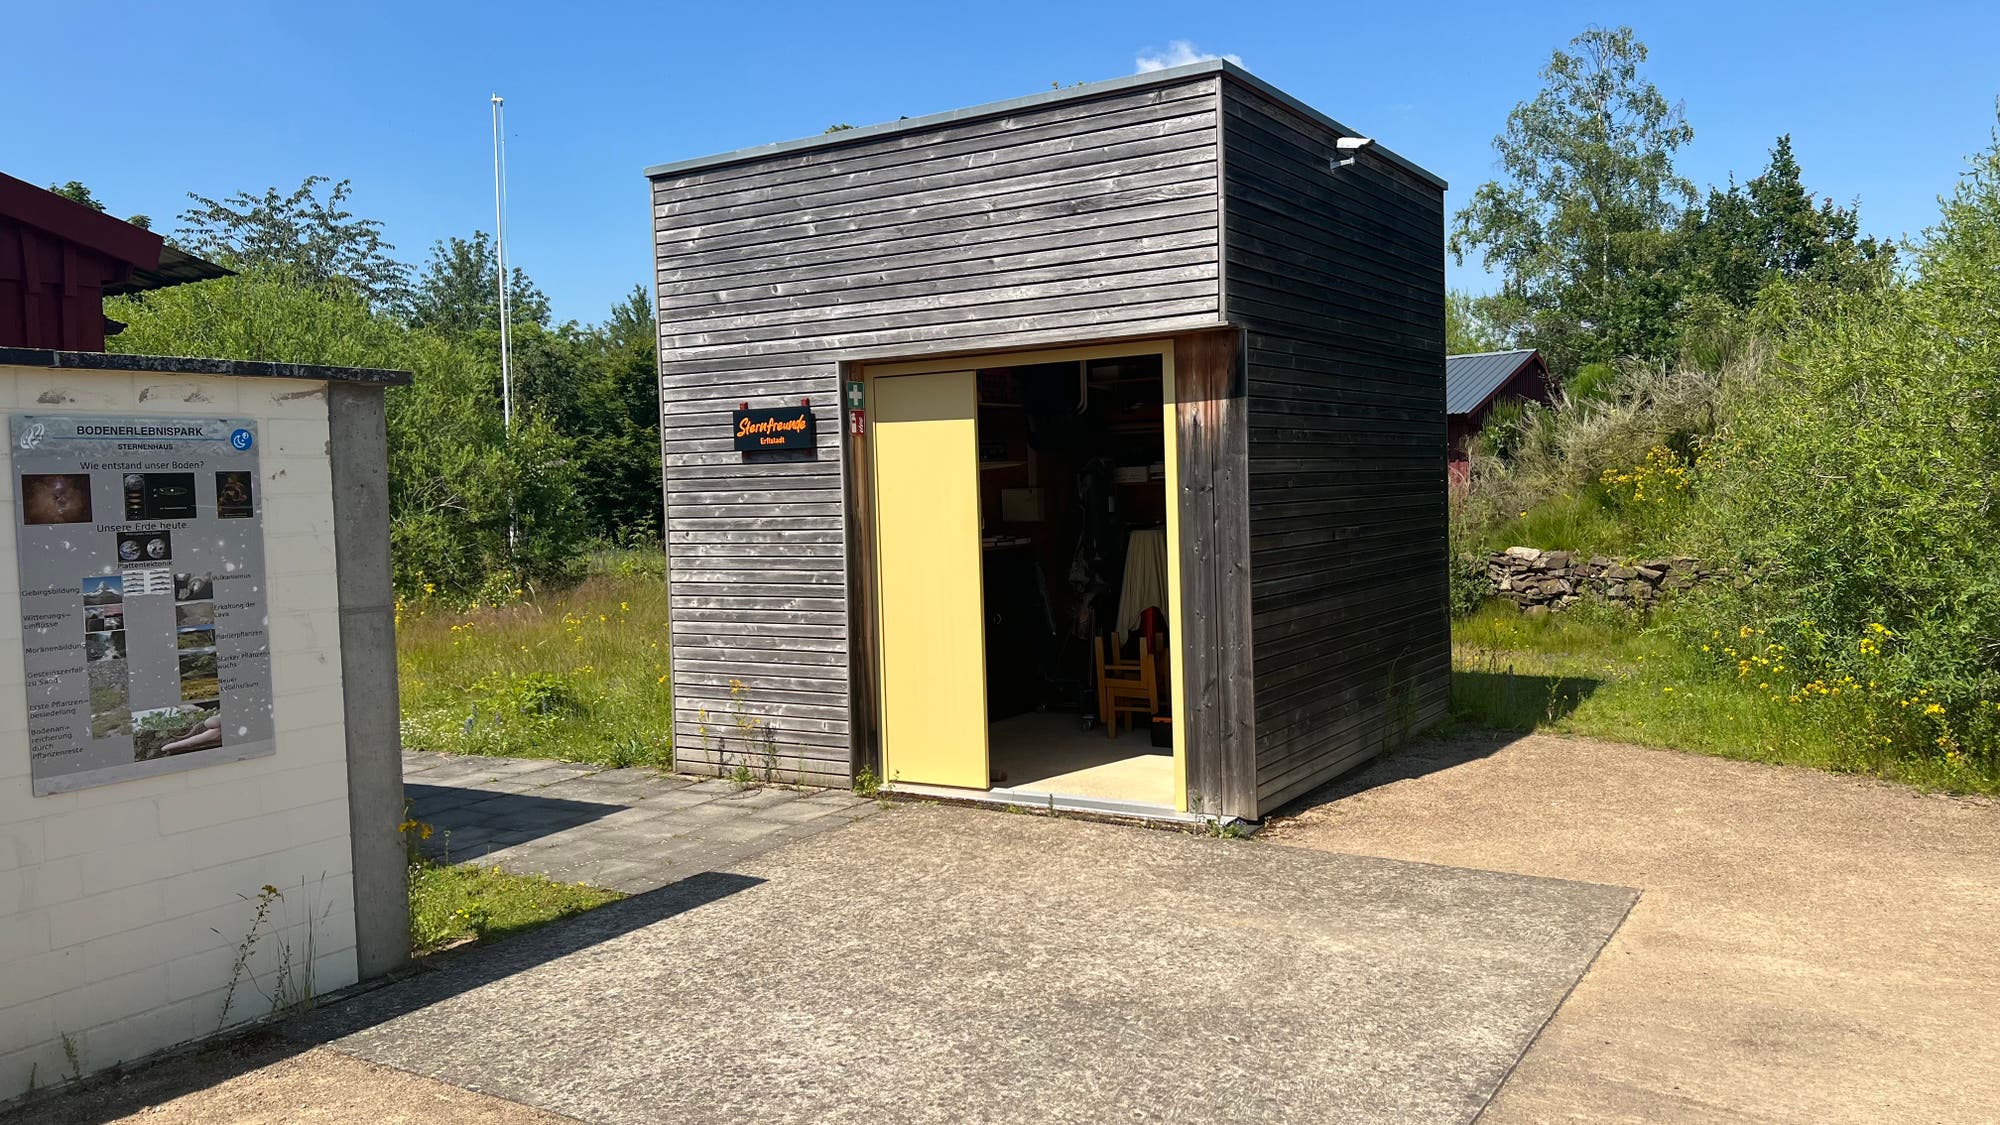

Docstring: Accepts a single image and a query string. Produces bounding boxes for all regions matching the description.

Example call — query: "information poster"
[11,416,274,795]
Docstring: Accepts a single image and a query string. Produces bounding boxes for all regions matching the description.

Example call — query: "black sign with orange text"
[732,405,816,452]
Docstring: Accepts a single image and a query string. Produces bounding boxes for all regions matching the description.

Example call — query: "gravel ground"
[1264,731,2000,1124]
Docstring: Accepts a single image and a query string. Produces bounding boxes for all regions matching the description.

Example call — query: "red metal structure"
[0,173,226,352]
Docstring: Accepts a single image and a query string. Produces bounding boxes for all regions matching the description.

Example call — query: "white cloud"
[1135,41,1242,73]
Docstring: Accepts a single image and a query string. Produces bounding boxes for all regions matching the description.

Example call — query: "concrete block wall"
[0,365,358,1098]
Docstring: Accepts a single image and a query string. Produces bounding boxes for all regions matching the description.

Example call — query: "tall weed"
[398,573,673,768]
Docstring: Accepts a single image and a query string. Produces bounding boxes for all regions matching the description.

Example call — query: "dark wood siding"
[1219,83,1451,815]
[652,78,1224,785]
[1174,331,1257,820]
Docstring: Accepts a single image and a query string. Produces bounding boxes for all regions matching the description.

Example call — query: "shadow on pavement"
[1,871,762,1125]
[405,783,626,860]
[0,1032,316,1125]
[290,869,763,1044]
[1273,729,1528,815]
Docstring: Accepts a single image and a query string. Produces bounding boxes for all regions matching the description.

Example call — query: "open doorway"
[974,353,1174,807]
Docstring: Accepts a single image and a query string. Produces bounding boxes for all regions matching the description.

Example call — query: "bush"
[1447,549,1490,620]
[109,271,589,598]
[1679,123,2000,764]
[384,334,588,598]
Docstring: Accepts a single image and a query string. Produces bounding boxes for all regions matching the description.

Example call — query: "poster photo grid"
[11,414,273,792]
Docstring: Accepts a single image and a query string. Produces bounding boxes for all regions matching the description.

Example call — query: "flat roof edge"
[0,347,413,387]
[643,59,1446,191]
[1217,62,1447,191]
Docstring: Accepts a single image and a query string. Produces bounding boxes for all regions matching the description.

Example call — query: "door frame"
[847,338,1188,812]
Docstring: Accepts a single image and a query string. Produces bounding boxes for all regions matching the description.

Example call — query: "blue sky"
[7,2,1998,324]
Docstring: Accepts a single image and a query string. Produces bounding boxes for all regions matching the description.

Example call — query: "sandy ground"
[1265,731,2000,1124]
[0,1035,578,1125]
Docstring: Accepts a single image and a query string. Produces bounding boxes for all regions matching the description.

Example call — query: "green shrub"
[1680,122,2000,764]
[1447,550,1490,619]
[1565,361,1618,403]
[108,271,590,599]
[1472,398,1536,459]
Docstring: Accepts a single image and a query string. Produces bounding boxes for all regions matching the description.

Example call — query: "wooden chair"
[1095,631,1161,738]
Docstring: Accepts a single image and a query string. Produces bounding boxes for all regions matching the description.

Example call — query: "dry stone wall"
[1488,547,1713,613]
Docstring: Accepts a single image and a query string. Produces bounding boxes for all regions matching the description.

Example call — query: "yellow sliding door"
[871,371,989,789]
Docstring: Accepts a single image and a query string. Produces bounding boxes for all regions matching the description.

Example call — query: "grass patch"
[1471,486,1683,559]
[1451,601,2000,795]
[398,553,672,768]
[408,859,622,955]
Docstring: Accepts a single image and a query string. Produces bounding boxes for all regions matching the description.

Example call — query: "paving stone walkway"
[401,752,881,894]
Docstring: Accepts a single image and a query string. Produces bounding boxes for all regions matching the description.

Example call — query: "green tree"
[175,176,408,306]
[511,287,663,541]
[109,173,660,583]
[399,231,550,335]
[578,285,664,540]
[1678,135,1891,312]
[1450,26,1695,375]
[1446,290,1501,354]
[104,272,587,595]
[401,230,659,542]
[47,180,151,229]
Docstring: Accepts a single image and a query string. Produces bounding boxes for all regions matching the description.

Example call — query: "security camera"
[1331,136,1376,170]
[1328,135,1376,168]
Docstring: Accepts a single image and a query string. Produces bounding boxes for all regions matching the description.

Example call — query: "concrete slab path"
[400,751,880,894]
[291,804,1636,1124]
[0,1034,581,1125]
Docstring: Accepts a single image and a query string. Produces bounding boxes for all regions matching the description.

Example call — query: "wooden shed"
[647,60,1449,823]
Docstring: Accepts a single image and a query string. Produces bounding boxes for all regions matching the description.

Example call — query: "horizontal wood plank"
[657,73,1225,782]
[1222,80,1450,817]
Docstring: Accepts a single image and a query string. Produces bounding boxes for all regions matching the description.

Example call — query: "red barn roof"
[0,173,228,351]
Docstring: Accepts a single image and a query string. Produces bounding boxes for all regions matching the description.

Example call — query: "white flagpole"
[491,93,513,435]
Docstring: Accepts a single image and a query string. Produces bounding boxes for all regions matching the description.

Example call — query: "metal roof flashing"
[642,60,1446,190]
